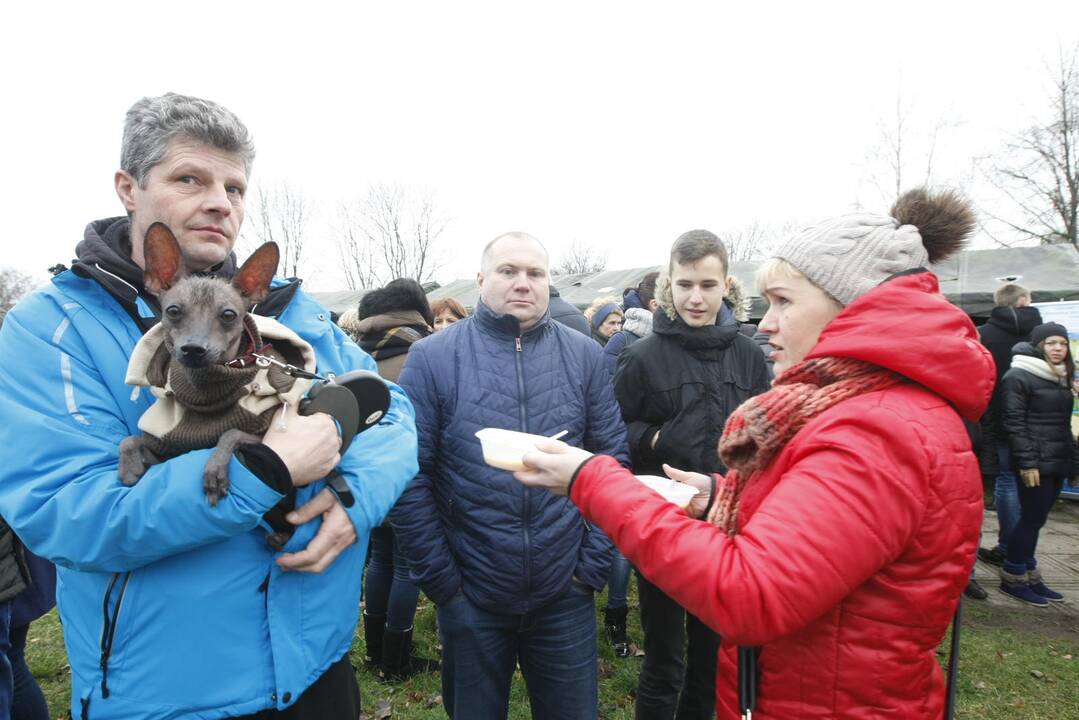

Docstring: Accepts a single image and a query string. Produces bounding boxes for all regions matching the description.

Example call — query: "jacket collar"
[474,300,551,338]
[652,301,739,350]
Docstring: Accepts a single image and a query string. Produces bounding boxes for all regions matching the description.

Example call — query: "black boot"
[362,611,385,671]
[604,606,630,658]
[381,626,440,681]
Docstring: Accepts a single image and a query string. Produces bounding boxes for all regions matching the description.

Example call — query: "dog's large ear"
[143,222,183,295]
[233,242,280,305]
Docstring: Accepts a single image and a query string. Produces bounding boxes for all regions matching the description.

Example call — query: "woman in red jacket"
[514,188,995,719]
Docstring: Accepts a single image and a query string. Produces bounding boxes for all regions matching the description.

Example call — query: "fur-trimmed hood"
[125,314,317,441]
[656,273,751,322]
[359,279,434,328]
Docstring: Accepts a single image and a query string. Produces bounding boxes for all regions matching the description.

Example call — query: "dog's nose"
[181,344,208,358]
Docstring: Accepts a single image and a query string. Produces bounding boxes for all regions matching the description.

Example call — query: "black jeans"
[228,653,360,720]
[636,573,719,720]
[1004,475,1064,574]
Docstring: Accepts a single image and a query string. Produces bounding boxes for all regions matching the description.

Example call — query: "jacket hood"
[1010,341,1040,359]
[986,305,1043,338]
[656,271,749,323]
[355,310,431,336]
[807,271,994,421]
[74,217,239,297]
[622,307,654,338]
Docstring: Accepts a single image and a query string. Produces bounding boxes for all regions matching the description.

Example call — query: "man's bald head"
[477,231,551,330]
[481,232,549,273]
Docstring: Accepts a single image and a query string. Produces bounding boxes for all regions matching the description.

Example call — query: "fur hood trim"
[656,273,751,322]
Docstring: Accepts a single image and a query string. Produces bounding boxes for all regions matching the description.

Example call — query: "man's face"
[477,236,550,330]
[670,255,727,328]
[115,136,247,275]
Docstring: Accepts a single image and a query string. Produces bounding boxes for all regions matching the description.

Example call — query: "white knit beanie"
[772,189,976,306]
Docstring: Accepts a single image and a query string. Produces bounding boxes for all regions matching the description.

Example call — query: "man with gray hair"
[0,93,419,719]
[392,231,629,719]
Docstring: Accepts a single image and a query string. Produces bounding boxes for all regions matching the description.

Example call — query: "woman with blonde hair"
[512,188,994,718]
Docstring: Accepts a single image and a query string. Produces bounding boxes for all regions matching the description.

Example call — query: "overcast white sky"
[3,1,1078,291]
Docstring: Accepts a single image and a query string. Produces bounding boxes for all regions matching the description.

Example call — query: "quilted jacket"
[1000,342,1079,478]
[568,272,993,719]
[392,300,629,613]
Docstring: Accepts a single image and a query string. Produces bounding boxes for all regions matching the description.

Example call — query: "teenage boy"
[613,229,770,720]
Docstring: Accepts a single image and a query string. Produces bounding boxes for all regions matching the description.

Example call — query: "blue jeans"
[994,445,1021,554]
[364,525,422,633]
[1003,475,1064,576]
[605,551,631,610]
[7,623,48,720]
[437,581,598,720]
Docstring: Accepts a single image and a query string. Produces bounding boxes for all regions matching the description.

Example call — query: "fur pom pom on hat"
[773,188,976,306]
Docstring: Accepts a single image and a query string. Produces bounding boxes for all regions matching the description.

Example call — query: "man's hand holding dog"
[261,402,355,572]
[262,403,342,486]
[276,489,356,573]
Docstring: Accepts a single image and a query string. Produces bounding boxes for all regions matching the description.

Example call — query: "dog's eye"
[165,306,182,319]
[220,309,238,322]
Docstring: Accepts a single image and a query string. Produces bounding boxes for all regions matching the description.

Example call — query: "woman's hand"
[663,463,713,518]
[1020,468,1041,488]
[514,439,594,496]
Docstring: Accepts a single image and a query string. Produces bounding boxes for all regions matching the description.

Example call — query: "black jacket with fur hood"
[612,280,771,476]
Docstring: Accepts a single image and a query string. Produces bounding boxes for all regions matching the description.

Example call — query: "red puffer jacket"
[571,272,994,719]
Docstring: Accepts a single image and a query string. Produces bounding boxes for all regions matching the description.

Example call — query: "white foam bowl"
[476,428,553,472]
[635,475,698,509]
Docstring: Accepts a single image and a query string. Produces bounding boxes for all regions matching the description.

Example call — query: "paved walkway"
[974,496,1079,616]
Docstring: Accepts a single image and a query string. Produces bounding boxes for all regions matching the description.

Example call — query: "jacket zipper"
[99,571,132,703]
[515,332,532,605]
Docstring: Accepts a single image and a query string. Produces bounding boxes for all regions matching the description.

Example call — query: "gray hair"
[121,93,255,187]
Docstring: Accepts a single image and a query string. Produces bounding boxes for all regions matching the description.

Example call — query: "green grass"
[27,580,1079,719]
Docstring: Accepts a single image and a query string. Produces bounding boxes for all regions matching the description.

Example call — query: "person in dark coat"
[998,322,1079,606]
[355,279,439,680]
[584,296,623,346]
[548,286,590,336]
[976,284,1043,568]
[598,272,660,657]
[391,232,629,720]
[613,230,770,720]
[603,272,660,378]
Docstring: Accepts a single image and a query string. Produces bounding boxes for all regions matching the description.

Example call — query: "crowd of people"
[0,91,1074,720]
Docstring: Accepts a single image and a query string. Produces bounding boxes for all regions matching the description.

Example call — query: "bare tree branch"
[987,45,1079,247]
[553,239,607,275]
[247,182,312,278]
[337,184,448,287]
[0,267,36,310]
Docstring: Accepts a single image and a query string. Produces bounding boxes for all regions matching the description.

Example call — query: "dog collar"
[224,316,271,369]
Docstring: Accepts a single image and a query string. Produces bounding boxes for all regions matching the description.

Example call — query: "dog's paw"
[118,463,146,487]
[118,438,147,486]
[203,460,231,507]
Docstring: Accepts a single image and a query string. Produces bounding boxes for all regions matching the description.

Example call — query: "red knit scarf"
[706,356,904,535]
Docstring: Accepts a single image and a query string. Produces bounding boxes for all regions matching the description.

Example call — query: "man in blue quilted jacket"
[392,232,630,719]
